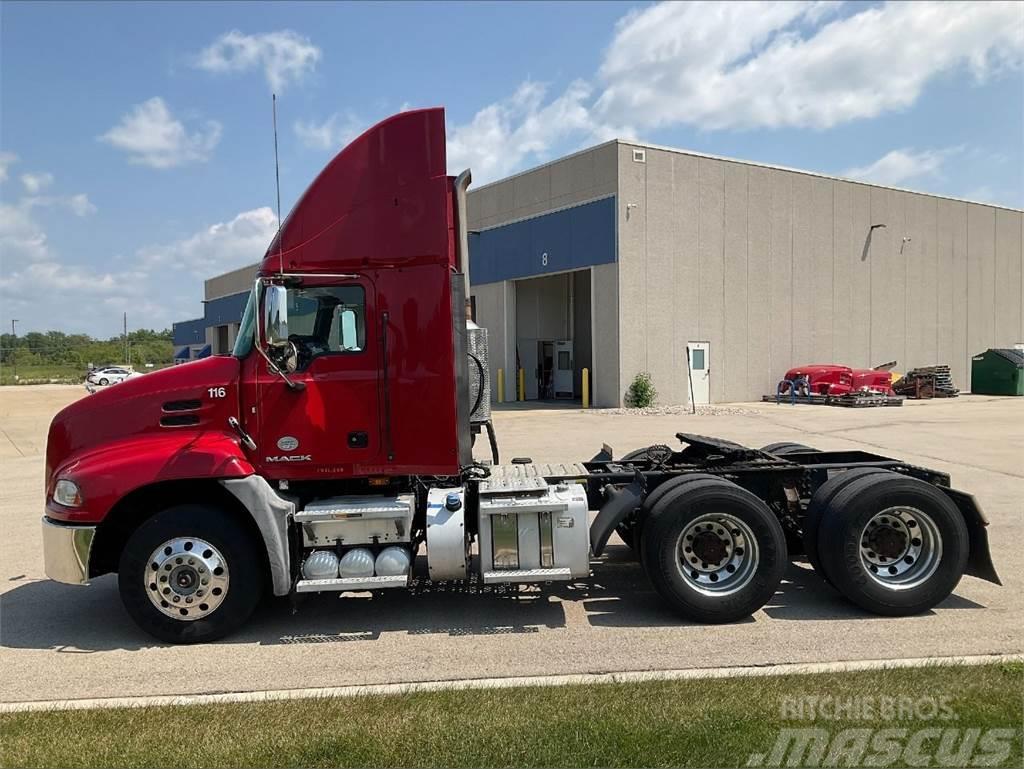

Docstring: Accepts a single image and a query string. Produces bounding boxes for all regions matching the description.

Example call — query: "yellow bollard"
[497,368,505,403]
[582,368,590,408]
[518,368,525,401]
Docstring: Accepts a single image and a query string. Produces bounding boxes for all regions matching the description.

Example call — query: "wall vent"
[632,148,646,163]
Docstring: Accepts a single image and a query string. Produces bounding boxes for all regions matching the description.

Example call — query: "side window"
[285,285,367,362]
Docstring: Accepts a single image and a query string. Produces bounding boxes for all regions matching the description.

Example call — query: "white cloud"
[100,97,222,169]
[0,169,95,263]
[194,29,321,92]
[20,171,53,194]
[294,111,365,151]
[68,193,97,217]
[1,206,277,335]
[0,151,17,183]
[595,1,1024,132]
[844,147,963,187]
[0,202,50,262]
[447,80,624,183]
[435,1,1021,183]
[138,206,278,278]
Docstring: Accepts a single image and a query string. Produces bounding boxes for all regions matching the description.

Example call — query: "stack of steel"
[892,365,959,398]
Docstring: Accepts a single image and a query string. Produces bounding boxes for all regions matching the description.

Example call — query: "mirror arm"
[256,344,306,391]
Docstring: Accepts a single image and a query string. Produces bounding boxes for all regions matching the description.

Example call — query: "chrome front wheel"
[145,537,230,621]
[119,505,263,644]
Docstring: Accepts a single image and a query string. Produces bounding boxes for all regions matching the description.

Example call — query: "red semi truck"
[42,109,1000,643]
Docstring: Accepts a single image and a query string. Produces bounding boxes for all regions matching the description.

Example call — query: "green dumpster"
[970,348,1024,396]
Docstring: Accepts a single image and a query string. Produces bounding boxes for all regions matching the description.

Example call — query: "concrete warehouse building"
[174,140,1024,407]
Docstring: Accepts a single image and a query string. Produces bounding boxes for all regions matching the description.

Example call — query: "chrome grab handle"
[227,416,257,451]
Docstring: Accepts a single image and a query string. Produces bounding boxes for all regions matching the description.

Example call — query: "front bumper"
[42,516,96,585]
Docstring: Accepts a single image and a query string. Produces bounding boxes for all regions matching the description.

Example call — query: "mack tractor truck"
[42,108,1000,643]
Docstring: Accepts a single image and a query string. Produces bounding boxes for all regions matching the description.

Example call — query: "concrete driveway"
[1,386,1021,703]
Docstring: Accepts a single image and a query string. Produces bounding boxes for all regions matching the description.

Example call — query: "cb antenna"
[272,93,284,275]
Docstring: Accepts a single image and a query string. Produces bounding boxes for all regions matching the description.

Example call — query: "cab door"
[256,278,380,478]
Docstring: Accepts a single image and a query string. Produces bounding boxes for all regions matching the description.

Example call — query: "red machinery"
[779,364,895,397]
[40,109,997,643]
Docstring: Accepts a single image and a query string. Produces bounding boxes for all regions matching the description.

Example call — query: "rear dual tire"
[640,477,787,623]
[814,472,968,616]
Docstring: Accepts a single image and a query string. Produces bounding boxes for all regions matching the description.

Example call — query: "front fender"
[47,430,255,524]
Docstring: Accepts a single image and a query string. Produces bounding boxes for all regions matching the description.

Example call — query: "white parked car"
[86,366,135,386]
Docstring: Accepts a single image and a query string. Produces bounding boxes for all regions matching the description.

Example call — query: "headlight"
[53,479,83,507]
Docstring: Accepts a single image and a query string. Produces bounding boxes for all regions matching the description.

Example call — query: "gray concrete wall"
[205,263,258,301]
[618,144,1024,403]
[467,143,618,230]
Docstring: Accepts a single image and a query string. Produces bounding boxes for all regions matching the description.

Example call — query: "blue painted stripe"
[469,196,615,285]
[172,318,206,345]
[172,290,250,345]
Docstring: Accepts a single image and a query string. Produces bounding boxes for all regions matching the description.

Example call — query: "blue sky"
[1,0,1022,336]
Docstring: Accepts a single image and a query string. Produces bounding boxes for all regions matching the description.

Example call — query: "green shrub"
[625,371,657,408]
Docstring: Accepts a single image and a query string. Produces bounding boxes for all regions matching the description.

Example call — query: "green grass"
[1,663,1020,768]
[0,364,84,385]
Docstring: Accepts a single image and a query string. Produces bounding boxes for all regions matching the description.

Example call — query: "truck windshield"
[232,287,256,357]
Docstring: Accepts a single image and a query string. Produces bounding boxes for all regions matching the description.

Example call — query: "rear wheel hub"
[676,513,759,596]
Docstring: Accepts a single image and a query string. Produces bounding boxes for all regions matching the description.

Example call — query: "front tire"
[816,472,968,616]
[640,478,787,623]
[99,377,109,386]
[118,504,264,644]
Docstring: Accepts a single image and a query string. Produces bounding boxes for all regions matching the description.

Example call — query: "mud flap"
[589,470,645,557]
[942,487,1002,585]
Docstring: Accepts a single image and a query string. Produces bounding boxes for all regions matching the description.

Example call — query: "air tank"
[338,548,375,578]
[374,546,412,577]
[301,550,339,580]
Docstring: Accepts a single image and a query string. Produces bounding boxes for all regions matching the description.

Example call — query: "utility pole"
[10,319,18,381]
[123,312,128,365]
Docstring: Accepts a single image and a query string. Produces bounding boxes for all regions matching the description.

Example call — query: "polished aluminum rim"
[145,537,229,621]
[860,506,942,590]
[676,513,759,596]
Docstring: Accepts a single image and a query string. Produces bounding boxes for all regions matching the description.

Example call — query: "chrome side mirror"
[262,285,289,346]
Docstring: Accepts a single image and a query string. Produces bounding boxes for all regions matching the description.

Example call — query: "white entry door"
[553,340,574,398]
[687,342,710,405]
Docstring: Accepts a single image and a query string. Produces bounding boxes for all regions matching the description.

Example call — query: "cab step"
[295,575,410,593]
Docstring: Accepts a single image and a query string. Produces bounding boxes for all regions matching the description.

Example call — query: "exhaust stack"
[453,169,473,319]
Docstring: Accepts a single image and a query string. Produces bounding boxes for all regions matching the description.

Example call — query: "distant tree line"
[0,329,174,371]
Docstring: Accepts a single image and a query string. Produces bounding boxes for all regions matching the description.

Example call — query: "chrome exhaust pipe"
[453,169,472,319]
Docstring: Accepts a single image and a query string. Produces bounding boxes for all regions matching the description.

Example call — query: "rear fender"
[941,487,1001,585]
